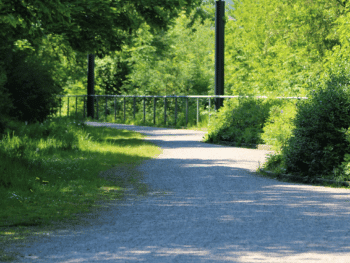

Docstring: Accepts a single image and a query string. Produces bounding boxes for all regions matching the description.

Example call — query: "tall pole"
[87,54,95,118]
[215,0,225,110]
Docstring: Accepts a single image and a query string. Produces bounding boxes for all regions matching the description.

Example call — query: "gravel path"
[5,123,350,262]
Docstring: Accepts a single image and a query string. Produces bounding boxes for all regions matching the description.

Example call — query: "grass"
[0,117,161,260]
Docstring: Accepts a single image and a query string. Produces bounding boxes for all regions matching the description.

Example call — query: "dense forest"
[2,0,350,182]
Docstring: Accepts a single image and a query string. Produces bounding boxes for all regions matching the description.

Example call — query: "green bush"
[283,77,350,178]
[332,128,350,181]
[262,100,297,151]
[4,52,63,123]
[205,97,274,145]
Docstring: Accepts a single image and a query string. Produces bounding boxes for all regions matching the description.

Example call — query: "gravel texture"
[4,123,350,262]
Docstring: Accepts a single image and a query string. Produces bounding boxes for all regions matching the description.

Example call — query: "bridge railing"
[56,95,308,127]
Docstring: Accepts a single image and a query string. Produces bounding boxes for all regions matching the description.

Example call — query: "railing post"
[75,96,78,120]
[197,97,199,126]
[164,97,167,125]
[96,97,99,120]
[208,97,211,125]
[186,97,189,127]
[143,97,146,123]
[67,97,69,117]
[153,97,156,125]
[114,97,117,121]
[175,97,178,126]
[133,97,136,120]
[83,96,86,119]
[123,97,126,122]
[105,96,108,119]
[59,97,62,117]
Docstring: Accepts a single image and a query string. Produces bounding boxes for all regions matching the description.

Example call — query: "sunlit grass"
[0,117,161,255]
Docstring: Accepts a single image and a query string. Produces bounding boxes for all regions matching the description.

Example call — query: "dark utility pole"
[215,0,225,110]
[87,54,95,118]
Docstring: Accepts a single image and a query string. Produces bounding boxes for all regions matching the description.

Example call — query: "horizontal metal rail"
[57,95,308,99]
[56,95,308,127]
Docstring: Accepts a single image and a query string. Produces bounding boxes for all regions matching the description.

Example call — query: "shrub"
[205,97,274,145]
[332,128,350,181]
[283,77,350,178]
[4,52,63,123]
[262,100,297,151]
[262,152,286,174]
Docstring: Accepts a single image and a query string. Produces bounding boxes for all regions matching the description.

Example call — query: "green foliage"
[125,10,214,96]
[0,0,201,54]
[225,0,344,96]
[283,77,350,178]
[205,97,273,145]
[35,35,86,93]
[336,129,350,181]
[4,52,63,123]
[95,53,130,95]
[262,100,297,151]
[262,152,286,174]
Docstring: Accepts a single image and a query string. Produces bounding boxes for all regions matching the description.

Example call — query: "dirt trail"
[5,123,350,262]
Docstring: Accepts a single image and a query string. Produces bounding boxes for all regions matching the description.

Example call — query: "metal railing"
[57,95,308,126]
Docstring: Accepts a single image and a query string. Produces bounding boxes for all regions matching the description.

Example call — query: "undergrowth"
[263,76,350,183]
[204,97,277,145]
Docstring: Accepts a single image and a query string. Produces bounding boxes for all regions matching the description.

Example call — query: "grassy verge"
[258,168,350,189]
[0,118,161,260]
[257,153,350,189]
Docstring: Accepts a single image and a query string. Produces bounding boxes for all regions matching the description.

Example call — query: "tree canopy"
[224,0,347,96]
[1,0,201,53]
